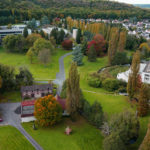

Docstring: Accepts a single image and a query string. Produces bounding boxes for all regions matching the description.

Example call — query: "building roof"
[21,100,36,107]
[21,84,53,93]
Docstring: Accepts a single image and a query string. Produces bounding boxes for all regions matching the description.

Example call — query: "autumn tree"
[26,47,34,64]
[66,62,80,120]
[108,27,119,65]
[33,38,54,55]
[139,123,150,150]
[117,31,126,52]
[38,48,51,65]
[87,34,106,57]
[87,45,97,62]
[26,33,42,48]
[138,84,149,117]
[34,95,62,127]
[127,50,140,99]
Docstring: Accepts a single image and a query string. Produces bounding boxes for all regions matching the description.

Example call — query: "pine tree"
[108,27,119,65]
[127,50,140,99]
[81,37,87,55]
[40,30,45,38]
[87,45,97,62]
[66,62,80,120]
[72,45,83,66]
[76,28,82,44]
[138,84,149,117]
[23,27,28,38]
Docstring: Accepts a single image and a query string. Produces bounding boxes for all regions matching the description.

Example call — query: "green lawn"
[0,47,68,80]
[64,54,150,150]
[0,91,21,103]
[0,126,35,150]
[23,117,103,150]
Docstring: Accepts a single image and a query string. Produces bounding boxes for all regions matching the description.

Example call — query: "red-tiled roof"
[56,95,66,110]
[21,100,36,106]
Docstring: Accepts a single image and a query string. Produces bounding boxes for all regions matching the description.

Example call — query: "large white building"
[117,61,150,84]
[0,24,31,44]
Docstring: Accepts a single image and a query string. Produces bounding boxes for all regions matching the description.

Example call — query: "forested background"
[0,0,150,25]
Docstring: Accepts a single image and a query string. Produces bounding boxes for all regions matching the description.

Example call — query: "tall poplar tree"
[127,50,140,99]
[117,31,126,52]
[66,62,80,120]
[108,27,119,65]
[138,84,149,117]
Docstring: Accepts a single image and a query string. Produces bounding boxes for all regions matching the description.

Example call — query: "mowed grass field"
[23,117,103,150]
[64,54,150,150]
[0,47,69,80]
[0,126,35,150]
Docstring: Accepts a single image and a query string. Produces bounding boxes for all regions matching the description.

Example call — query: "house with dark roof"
[20,84,68,122]
[21,84,53,100]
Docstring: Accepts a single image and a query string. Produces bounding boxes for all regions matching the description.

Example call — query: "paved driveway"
[0,102,43,150]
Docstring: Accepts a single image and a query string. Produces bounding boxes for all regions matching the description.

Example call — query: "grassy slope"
[64,54,150,149]
[0,47,68,80]
[0,126,35,150]
[23,117,103,150]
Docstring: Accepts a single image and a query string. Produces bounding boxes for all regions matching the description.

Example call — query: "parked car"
[0,118,3,122]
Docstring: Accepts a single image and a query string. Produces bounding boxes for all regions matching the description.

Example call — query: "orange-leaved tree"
[34,95,62,127]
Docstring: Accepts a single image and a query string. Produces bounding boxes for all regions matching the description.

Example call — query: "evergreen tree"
[87,45,97,62]
[66,62,80,120]
[72,45,83,66]
[76,28,82,44]
[138,84,149,117]
[0,76,2,89]
[81,37,87,55]
[127,50,140,99]
[23,27,28,38]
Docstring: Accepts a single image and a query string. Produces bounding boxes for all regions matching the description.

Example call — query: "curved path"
[53,52,72,95]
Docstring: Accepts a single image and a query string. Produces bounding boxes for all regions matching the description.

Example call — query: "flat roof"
[21,100,36,107]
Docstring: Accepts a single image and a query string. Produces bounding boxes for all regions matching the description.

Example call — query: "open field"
[0,126,35,150]
[64,54,150,150]
[23,117,103,150]
[0,47,69,80]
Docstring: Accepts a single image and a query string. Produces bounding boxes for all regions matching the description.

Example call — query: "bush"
[103,132,126,150]
[102,78,119,92]
[111,52,129,66]
[82,99,103,128]
[34,95,62,127]
[90,101,103,128]
[62,39,73,50]
[87,72,102,88]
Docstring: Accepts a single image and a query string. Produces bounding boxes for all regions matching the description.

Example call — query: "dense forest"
[0,0,150,25]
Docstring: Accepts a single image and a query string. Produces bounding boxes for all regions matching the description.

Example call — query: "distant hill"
[134,4,150,9]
